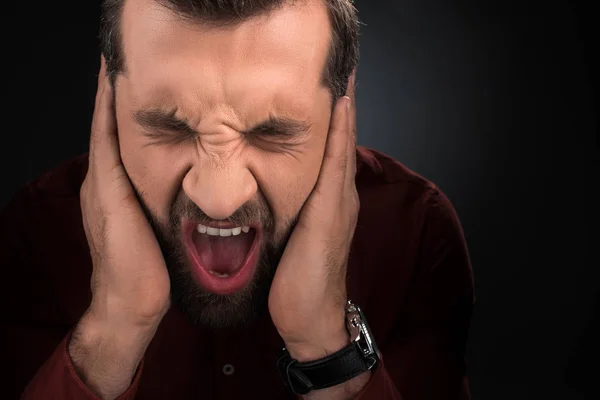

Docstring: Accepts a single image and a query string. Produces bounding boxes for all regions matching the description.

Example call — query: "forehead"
[119,0,332,124]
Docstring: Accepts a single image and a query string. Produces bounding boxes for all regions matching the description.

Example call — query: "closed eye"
[244,116,312,146]
[141,129,198,146]
[133,108,311,146]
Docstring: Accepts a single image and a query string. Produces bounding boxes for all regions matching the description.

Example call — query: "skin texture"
[70,0,370,399]
[117,0,331,235]
[115,0,334,327]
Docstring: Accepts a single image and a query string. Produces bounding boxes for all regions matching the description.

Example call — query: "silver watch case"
[345,300,381,369]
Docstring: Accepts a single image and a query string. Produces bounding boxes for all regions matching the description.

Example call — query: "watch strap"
[277,341,371,395]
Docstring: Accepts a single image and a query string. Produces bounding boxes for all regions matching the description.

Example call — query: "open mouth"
[183,221,262,295]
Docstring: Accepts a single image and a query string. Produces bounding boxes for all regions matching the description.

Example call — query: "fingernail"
[346,96,351,112]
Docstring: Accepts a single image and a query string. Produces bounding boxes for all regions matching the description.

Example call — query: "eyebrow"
[133,108,312,138]
[134,108,197,136]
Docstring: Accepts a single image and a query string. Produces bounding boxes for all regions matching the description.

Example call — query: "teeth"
[206,227,220,236]
[197,224,251,236]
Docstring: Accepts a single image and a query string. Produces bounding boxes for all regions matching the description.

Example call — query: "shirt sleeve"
[354,188,474,400]
[0,187,143,400]
[20,331,144,400]
[353,355,402,399]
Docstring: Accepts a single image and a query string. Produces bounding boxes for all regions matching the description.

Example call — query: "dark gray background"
[1,0,597,399]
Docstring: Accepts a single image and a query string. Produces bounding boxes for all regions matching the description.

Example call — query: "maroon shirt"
[1,146,474,400]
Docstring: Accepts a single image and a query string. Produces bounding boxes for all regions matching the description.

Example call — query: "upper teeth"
[197,224,251,236]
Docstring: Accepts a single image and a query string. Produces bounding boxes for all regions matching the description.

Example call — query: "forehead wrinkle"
[129,68,318,137]
[122,0,331,133]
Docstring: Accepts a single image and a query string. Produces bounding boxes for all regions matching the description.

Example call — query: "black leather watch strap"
[277,342,371,395]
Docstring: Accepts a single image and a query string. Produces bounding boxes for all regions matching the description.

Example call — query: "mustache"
[128,177,277,238]
[170,192,275,233]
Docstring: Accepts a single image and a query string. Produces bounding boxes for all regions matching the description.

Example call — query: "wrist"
[285,327,350,362]
[68,310,159,399]
[281,304,350,362]
[278,301,377,399]
[285,336,373,400]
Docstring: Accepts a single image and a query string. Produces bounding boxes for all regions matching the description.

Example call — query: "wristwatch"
[276,300,381,395]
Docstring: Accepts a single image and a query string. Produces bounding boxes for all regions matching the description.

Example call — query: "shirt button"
[222,364,235,376]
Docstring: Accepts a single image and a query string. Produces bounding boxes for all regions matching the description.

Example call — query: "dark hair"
[100,0,360,100]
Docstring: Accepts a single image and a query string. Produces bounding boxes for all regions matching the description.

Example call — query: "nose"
[182,162,257,221]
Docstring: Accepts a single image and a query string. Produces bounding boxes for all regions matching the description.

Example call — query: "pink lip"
[182,220,262,295]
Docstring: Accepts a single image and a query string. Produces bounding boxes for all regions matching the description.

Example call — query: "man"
[2,0,474,399]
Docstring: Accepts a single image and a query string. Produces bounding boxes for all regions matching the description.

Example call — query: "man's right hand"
[69,57,171,400]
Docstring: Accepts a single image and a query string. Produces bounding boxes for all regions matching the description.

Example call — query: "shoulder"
[350,148,473,328]
[23,154,88,200]
[356,146,457,223]
[1,154,91,325]
[2,153,88,225]
[352,146,473,312]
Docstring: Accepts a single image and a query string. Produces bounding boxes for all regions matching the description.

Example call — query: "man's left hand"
[268,71,359,363]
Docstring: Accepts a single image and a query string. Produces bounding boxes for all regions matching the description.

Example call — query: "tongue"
[193,230,254,274]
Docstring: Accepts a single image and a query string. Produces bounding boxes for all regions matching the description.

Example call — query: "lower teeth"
[209,271,230,278]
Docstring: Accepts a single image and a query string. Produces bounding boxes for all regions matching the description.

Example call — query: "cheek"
[250,137,326,230]
[116,115,187,221]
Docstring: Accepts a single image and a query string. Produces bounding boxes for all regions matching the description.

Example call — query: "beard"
[135,188,298,330]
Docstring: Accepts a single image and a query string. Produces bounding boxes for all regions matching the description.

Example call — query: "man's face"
[114,0,333,328]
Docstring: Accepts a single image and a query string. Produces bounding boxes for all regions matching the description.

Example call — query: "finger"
[93,56,108,117]
[99,54,106,83]
[345,69,356,99]
[316,95,351,195]
[89,57,121,180]
[345,71,357,186]
[89,56,107,166]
